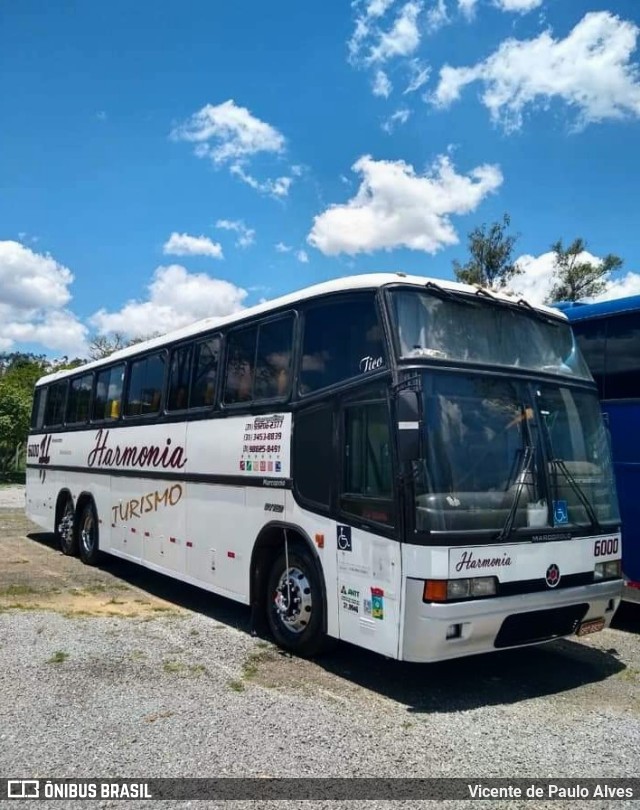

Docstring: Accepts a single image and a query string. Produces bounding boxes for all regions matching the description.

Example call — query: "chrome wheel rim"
[80,511,95,556]
[58,502,74,549]
[273,566,312,634]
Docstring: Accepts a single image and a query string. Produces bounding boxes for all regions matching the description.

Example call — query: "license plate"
[576,618,605,637]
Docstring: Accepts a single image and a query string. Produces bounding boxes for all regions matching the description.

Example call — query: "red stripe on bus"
[227,551,236,558]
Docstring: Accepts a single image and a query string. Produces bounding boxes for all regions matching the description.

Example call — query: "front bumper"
[401,578,622,662]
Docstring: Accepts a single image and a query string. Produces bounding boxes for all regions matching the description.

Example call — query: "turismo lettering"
[112,484,183,524]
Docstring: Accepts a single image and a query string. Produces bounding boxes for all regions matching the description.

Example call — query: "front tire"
[56,496,77,556]
[78,501,100,566]
[266,542,327,658]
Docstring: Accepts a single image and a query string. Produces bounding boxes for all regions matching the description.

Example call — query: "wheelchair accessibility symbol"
[337,525,352,552]
[553,500,569,526]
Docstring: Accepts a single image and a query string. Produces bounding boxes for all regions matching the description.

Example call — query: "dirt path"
[0,508,182,618]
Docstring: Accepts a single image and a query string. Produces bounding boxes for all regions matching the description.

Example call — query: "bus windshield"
[413,372,619,538]
[391,288,592,379]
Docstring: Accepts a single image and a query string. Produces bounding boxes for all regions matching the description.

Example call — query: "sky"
[1,0,640,357]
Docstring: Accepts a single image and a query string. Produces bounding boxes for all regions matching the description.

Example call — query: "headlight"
[594,560,621,580]
[423,577,497,602]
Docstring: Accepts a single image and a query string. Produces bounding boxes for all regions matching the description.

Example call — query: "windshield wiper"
[550,457,601,532]
[497,445,535,542]
[424,281,476,306]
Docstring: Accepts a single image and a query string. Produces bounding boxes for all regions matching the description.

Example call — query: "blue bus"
[557,295,640,601]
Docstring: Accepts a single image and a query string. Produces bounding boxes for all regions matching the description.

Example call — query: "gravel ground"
[0,484,26,509]
[1,505,639,810]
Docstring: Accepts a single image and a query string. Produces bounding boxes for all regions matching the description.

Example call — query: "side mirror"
[396,389,422,464]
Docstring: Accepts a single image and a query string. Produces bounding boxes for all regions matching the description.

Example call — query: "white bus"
[26,273,623,661]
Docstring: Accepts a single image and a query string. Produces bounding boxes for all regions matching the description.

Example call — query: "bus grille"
[494,604,589,648]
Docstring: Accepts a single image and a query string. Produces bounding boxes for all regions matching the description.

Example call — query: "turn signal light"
[423,577,497,602]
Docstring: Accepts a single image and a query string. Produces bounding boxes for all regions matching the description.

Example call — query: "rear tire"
[78,501,100,566]
[266,542,327,658]
[56,496,77,556]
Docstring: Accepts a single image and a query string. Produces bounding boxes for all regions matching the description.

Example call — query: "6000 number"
[594,537,619,556]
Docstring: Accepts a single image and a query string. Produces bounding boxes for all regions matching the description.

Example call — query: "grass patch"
[162,659,207,677]
[47,650,69,664]
[228,679,245,692]
[0,603,40,613]
[0,584,37,596]
[242,649,274,681]
[163,660,186,674]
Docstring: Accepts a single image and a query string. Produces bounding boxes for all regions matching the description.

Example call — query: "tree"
[545,238,623,303]
[88,332,128,360]
[0,381,31,476]
[88,332,160,360]
[453,214,522,290]
[0,353,48,477]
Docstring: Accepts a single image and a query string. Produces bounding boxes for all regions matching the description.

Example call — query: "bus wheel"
[56,496,77,556]
[266,543,326,658]
[78,501,100,566]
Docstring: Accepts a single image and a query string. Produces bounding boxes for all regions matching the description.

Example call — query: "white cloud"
[426,0,448,32]
[349,0,398,63]
[163,232,223,259]
[495,0,542,11]
[229,165,293,198]
[513,250,640,306]
[171,99,285,164]
[382,108,411,132]
[215,219,255,249]
[432,12,640,131]
[458,0,477,18]
[595,272,640,301]
[0,240,87,354]
[90,265,247,338]
[368,1,423,63]
[373,69,393,97]
[0,240,73,310]
[3,311,89,354]
[308,154,502,256]
[404,58,431,93]
[275,242,292,253]
[296,250,309,264]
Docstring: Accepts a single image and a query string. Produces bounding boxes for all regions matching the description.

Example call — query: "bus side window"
[43,381,68,427]
[293,405,333,510]
[125,353,165,417]
[191,337,220,408]
[224,327,257,404]
[604,313,640,399]
[167,344,193,411]
[66,373,93,424]
[300,296,386,395]
[93,365,125,421]
[31,387,47,430]
[341,402,394,526]
[254,316,293,400]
